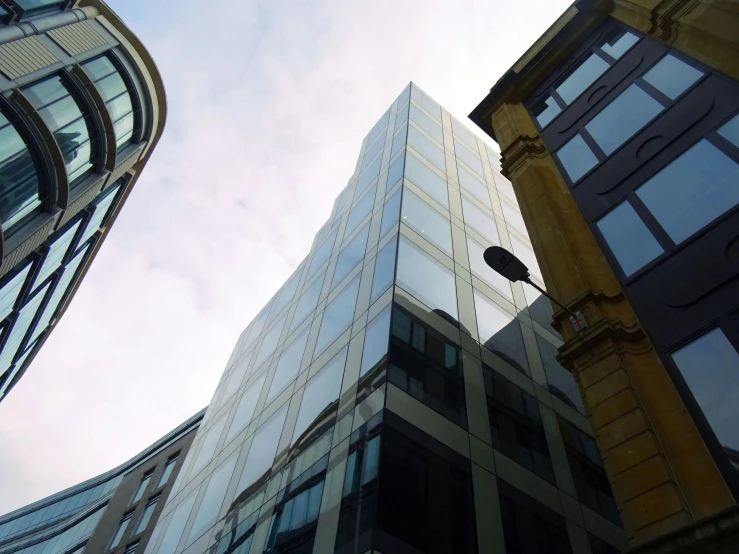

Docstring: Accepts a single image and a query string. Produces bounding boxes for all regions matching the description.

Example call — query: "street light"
[483,246,587,332]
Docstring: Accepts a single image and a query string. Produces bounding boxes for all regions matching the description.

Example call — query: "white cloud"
[0,0,572,513]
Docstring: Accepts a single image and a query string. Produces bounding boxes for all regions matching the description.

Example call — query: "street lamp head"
[483,246,530,283]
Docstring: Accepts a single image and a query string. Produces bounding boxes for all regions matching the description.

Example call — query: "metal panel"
[47,21,108,58]
[0,217,56,279]
[107,146,142,186]
[0,37,59,80]
[59,177,105,227]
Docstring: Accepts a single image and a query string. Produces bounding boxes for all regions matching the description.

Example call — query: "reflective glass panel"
[345,188,375,238]
[510,236,543,282]
[361,134,385,173]
[307,229,337,279]
[643,54,703,100]
[461,197,499,245]
[386,152,405,194]
[467,236,513,300]
[267,329,310,402]
[556,134,598,182]
[273,268,302,316]
[156,456,179,488]
[718,114,739,147]
[410,104,444,144]
[410,86,441,120]
[585,84,664,155]
[254,314,287,369]
[396,236,458,319]
[154,490,196,554]
[408,125,445,172]
[401,189,453,256]
[187,454,238,544]
[532,96,561,128]
[556,54,610,105]
[537,334,585,414]
[636,139,739,244]
[190,416,227,477]
[0,263,31,321]
[356,156,381,196]
[474,291,529,373]
[131,472,151,504]
[452,119,478,150]
[597,201,663,276]
[404,152,448,208]
[599,28,639,59]
[236,405,288,496]
[501,201,527,234]
[315,276,361,356]
[672,328,739,451]
[380,189,401,239]
[0,113,39,231]
[134,496,159,534]
[458,165,491,208]
[332,223,370,289]
[360,304,391,377]
[220,350,252,405]
[391,125,407,158]
[226,375,266,442]
[291,347,347,444]
[492,172,517,205]
[109,514,131,549]
[368,110,390,145]
[371,236,397,304]
[454,138,484,176]
[289,271,325,333]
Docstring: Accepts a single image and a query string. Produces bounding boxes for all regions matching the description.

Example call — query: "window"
[531,96,562,128]
[642,53,703,100]
[291,347,346,444]
[371,237,397,304]
[123,541,139,554]
[485,370,555,483]
[356,155,382,195]
[0,111,40,231]
[31,219,82,291]
[24,75,96,185]
[510,235,543,282]
[501,200,527,235]
[499,481,572,554]
[266,328,310,402]
[458,165,491,208]
[635,139,739,244]
[672,328,739,452]
[110,512,132,549]
[219,352,252,406]
[332,223,370,289]
[380,189,401,239]
[226,375,266,443]
[599,27,639,59]
[189,416,227,477]
[361,134,385,173]
[492,172,517,204]
[289,270,325,333]
[556,134,598,182]
[0,263,32,321]
[82,56,137,151]
[410,85,441,120]
[559,415,620,525]
[241,305,271,353]
[273,268,302,317]
[396,236,458,320]
[155,492,197,554]
[467,236,513,300]
[410,103,444,144]
[131,471,153,505]
[585,84,664,155]
[408,125,445,172]
[314,276,361,356]
[253,314,287,369]
[156,455,179,488]
[78,183,121,245]
[590,534,622,554]
[344,188,375,238]
[401,189,453,256]
[718,113,739,147]
[391,124,407,158]
[452,119,478,151]
[236,405,288,496]
[556,54,610,105]
[360,304,391,378]
[306,228,337,279]
[537,334,585,414]
[404,152,449,208]
[0,282,50,377]
[461,197,499,245]
[596,201,663,276]
[474,292,529,373]
[386,152,405,194]
[134,495,159,535]
[389,306,466,427]
[187,453,239,544]
[454,138,484,177]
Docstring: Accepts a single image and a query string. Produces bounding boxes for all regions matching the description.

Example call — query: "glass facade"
[144,83,625,554]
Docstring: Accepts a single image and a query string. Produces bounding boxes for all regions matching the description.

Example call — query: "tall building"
[469,0,739,550]
[142,84,626,554]
[0,409,204,554]
[0,0,166,402]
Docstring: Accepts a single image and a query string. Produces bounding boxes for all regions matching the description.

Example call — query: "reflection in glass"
[523,286,558,336]
[599,28,639,59]
[643,54,703,100]
[315,276,361,356]
[361,134,385,173]
[332,223,370,289]
[307,228,337,279]
[380,190,401,239]
[386,152,405,194]
[467,236,512,300]
[532,96,561,128]
[187,454,238,544]
[226,375,266,443]
[292,347,347,444]
[0,263,31,321]
[452,119,478,151]
[718,114,739,147]
[356,155,382,196]
[396,237,458,319]
[289,271,325,333]
[134,495,159,534]
[410,85,441,120]
[273,268,302,317]
[410,104,444,144]
[371,237,397,304]
[673,328,739,451]
[458,165,491,208]
[391,125,407,158]
[461,197,499,245]
[556,134,598,182]
[585,84,663,155]
[367,110,390,146]
[596,201,663,276]
[267,329,310,402]
[474,291,529,374]
[236,405,288,497]
[220,350,253,406]
[344,188,375,238]
[510,235,543,282]
[500,200,527,235]
[153,493,197,554]
[636,139,739,244]
[454,138,484,176]
[492,172,517,205]
[408,125,445,172]
[537,334,585,414]
[404,152,449,208]
[360,304,391,378]
[190,416,227,477]
[0,113,40,231]
[253,314,287,369]
[401,189,453,256]
[556,54,610,104]
[499,486,571,553]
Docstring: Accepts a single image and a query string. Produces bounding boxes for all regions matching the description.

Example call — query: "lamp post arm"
[522,277,587,332]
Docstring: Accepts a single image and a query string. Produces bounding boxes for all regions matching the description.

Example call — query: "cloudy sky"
[0,0,571,514]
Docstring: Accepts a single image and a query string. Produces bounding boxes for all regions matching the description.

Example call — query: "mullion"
[578,129,607,161]
[633,78,672,108]
[626,191,675,253]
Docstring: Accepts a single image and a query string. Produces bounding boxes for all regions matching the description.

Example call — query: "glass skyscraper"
[143,84,626,554]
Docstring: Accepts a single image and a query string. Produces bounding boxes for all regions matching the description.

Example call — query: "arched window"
[23,75,96,187]
[0,110,41,232]
[82,55,137,152]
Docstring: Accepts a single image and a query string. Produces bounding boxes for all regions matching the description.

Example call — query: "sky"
[0,0,572,514]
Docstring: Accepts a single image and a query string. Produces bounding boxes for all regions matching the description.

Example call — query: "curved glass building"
[143,84,627,554]
[0,0,166,402]
[0,409,204,554]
